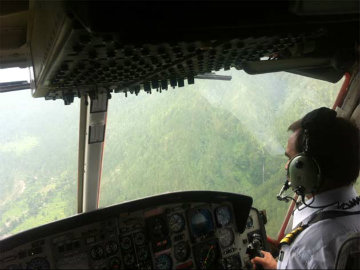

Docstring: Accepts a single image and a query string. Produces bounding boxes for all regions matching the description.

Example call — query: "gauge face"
[90,245,105,260]
[105,241,119,255]
[147,215,169,241]
[137,246,149,261]
[195,241,220,270]
[26,257,50,270]
[154,254,172,270]
[215,206,232,227]
[174,241,190,262]
[190,208,214,238]
[218,228,235,248]
[246,216,253,229]
[168,213,185,233]
[123,253,135,266]
[120,236,132,250]
[134,231,146,246]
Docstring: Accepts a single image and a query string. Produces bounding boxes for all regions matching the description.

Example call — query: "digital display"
[189,208,214,238]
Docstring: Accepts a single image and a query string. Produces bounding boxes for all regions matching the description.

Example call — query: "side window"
[0,68,79,239]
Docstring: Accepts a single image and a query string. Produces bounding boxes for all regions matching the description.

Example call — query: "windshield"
[1,68,357,239]
[99,69,350,237]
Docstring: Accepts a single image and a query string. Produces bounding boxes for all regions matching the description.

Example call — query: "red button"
[176,261,193,269]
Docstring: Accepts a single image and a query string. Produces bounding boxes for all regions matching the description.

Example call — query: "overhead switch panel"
[28,1,359,104]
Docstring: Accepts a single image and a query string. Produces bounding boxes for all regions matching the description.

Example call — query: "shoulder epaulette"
[279,210,360,247]
[279,225,308,246]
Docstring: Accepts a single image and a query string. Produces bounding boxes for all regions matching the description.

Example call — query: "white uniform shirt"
[277,185,360,269]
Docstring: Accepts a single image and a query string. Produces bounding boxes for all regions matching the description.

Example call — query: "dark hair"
[288,107,359,185]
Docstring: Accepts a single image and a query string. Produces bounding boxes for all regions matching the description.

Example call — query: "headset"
[277,108,331,202]
[287,130,322,196]
[287,107,335,196]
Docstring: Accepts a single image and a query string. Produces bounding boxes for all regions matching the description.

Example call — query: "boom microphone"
[277,179,291,202]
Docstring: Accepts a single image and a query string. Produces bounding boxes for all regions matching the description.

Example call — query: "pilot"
[251,107,360,269]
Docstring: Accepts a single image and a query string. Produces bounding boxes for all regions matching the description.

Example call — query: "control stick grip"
[253,240,264,270]
[246,234,264,269]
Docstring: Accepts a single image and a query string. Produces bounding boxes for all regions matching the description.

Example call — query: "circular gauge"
[218,228,235,248]
[120,236,132,250]
[109,256,121,270]
[123,253,135,266]
[137,246,149,261]
[168,213,185,233]
[105,241,119,255]
[246,216,253,229]
[196,242,219,270]
[215,206,232,227]
[26,257,50,269]
[154,254,172,270]
[190,208,214,238]
[147,216,168,240]
[90,245,105,260]
[174,241,190,262]
[134,231,146,246]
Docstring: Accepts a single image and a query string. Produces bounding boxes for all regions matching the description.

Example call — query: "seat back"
[335,232,360,269]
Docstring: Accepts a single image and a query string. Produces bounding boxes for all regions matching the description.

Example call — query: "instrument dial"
[123,253,135,266]
[134,231,146,246]
[196,242,219,270]
[246,216,253,229]
[189,208,214,238]
[90,245,104,260]
[137,246,149,261]
[174,241,190,262]
[218,228,235,248]
[147,216,168,240]
[120,236,132,250]
[105,240,119,255]
[154,254,172,270]
[215,206,232,227]
[168,213,185,233]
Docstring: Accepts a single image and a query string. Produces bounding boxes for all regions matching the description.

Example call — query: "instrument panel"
[0,191,267,269]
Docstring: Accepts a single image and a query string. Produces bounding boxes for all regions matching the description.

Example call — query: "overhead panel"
[27,1,359,104]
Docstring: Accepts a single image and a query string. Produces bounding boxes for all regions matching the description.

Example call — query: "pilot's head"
[285,107,359,194]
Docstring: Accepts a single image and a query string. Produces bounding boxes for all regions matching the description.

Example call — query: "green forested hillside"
[1,69,356,240]
[100,70,345,237]
[0,93,79,237]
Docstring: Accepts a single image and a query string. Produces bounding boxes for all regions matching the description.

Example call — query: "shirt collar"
[292,185,358,229]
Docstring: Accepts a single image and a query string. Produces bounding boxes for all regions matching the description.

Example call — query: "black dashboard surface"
[0,191,267,269]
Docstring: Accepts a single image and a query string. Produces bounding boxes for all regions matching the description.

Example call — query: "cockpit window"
[100,69,343,237]
[0,68,79,239]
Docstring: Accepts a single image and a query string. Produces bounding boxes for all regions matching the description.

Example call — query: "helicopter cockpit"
[0,1,359,269]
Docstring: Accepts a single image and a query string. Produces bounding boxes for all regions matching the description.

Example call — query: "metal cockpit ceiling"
[1,1,359,104]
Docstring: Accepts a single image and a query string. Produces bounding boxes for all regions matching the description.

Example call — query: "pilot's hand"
[251,251,277,269]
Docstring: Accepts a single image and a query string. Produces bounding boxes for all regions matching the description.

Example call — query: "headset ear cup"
[288,154,322,195]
